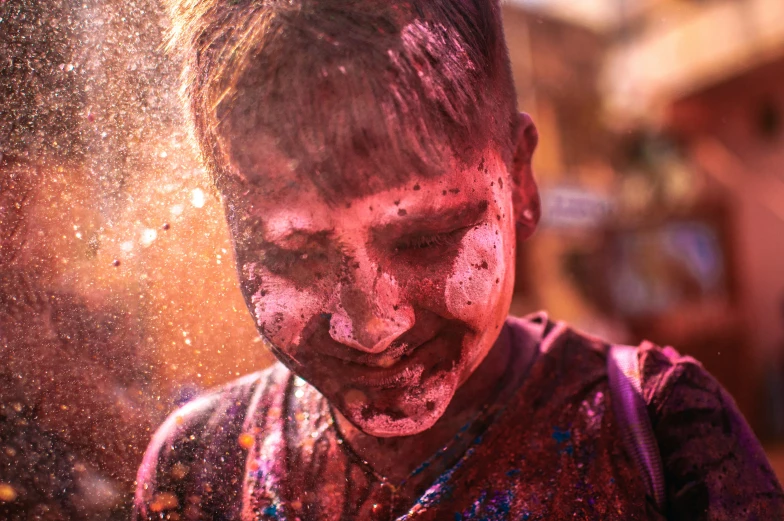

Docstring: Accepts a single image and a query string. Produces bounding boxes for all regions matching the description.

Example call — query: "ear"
[510,112,541,241]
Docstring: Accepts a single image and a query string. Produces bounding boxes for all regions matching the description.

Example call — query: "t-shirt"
[134,313,784,520]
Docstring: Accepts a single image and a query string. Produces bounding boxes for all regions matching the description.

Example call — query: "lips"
[346,363,425,390]
[313,333,446,390]
[340,338,426,368]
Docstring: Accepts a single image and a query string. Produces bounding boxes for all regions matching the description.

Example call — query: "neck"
[333,324,517,483]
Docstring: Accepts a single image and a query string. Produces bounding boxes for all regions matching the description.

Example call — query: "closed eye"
[395,225,473,253]
[252,229,336,280]
[261,247,334,281]
[263,248,306,273]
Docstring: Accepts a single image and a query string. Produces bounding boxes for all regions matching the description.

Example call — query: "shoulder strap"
[607,344,666,511]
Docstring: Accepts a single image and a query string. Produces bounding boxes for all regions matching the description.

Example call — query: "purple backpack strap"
[607,344,666,512]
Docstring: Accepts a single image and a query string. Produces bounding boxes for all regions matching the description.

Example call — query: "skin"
[220,112,540,482]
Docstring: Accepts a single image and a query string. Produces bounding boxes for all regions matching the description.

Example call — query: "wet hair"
[167,0,517,200]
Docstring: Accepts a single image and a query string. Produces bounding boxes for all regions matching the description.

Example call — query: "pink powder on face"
[225,149,517,436]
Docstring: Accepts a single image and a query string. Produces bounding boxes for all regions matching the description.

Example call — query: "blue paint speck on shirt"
[552,426,571,444]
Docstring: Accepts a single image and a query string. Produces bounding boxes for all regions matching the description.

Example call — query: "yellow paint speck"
[238,433,255,450]
[0,483,18,502]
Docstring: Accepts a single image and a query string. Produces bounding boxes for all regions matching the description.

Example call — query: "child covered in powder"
[135,1,784,519]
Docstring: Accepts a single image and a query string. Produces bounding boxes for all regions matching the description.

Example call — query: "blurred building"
[505,0,784,441]
[501,5,626,341]
[604,0,784,438]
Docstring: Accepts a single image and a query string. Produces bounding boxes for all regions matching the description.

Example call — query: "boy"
[135,1,784,519]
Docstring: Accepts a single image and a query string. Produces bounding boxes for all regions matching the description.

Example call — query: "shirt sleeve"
[133,374,261,520]
[639,343,784,520]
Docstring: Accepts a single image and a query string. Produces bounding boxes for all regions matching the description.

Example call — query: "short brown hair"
[167,0,517,200]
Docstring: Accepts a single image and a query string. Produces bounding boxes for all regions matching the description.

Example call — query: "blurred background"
[1,0,784,518]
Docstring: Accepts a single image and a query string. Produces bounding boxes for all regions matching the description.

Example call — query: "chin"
[340,370,458,437]
[353,411,442,438]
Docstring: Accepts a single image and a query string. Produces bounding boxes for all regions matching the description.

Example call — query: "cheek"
[242,262,328,349]
[443,224,508,324]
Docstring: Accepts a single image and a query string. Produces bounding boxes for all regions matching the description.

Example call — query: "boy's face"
[223,148,519,437]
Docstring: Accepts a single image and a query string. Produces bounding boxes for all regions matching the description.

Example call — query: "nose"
[329,269,414,354]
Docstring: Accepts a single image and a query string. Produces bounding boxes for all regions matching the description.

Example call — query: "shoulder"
[133,364,290,520]
[507,312,609,358]
[635,340,752,429]
[636,342,784,519]
[635,341,707,411]
[506,313,611,395]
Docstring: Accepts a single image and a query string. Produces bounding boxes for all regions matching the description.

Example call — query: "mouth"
[347,364,425,390]
[350,340,424,368]
[320,333,448,390]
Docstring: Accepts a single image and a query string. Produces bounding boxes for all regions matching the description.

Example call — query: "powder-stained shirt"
[134,314,784,520]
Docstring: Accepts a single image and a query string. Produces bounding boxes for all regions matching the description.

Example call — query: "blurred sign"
[540,185,615,229]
